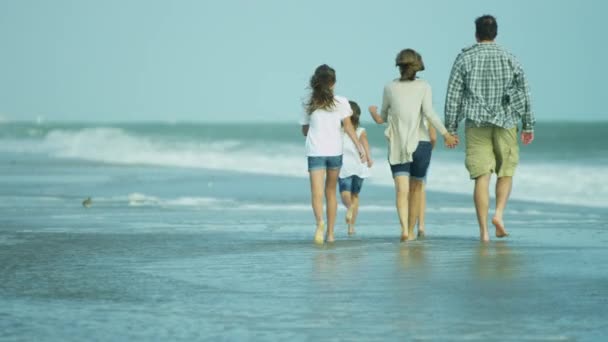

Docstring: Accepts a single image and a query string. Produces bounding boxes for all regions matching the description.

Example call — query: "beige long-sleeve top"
[381,79,448,165]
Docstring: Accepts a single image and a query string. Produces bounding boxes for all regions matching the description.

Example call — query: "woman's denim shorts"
[390,141,432,180]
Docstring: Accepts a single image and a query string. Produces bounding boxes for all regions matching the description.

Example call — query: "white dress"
[340,127,371,179]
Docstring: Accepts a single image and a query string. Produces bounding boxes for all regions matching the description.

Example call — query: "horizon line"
[2,118,608,125]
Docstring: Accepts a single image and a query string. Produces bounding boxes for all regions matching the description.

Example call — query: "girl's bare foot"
[480,231,490,243]
[407,227,416,241]
[345,208,353,224]
[492,217,509,238]
[314,222,325,245]
[400,227,408,242]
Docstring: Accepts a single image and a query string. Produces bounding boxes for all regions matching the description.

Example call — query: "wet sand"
[1,165,607,341]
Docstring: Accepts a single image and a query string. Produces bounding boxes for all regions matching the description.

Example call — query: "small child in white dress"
[339,101,373,235]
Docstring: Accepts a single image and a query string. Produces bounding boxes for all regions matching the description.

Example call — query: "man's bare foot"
[314,222,325,245]
[492,217,509,238]
[347,224,355,236]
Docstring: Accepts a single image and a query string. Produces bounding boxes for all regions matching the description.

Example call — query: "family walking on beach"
[300,15,535,244]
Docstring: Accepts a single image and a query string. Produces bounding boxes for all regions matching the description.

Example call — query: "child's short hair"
[348,101,361,128]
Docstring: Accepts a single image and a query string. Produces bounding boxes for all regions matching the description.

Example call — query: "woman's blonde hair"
[395,49,425,81]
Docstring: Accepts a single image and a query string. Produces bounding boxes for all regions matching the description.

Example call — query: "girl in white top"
[339,101,373,236]
[300,64,365,244]
[369,49,458,242]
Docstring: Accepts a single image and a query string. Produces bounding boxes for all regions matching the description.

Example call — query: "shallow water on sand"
[1,159,607,341]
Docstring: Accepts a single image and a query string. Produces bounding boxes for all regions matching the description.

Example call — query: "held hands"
[357,144,367,163]
[443,133,459,149]
[521,132,534,145]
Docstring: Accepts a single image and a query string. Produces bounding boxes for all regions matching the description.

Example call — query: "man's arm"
[514,64,535,134]
[444,58,465,135]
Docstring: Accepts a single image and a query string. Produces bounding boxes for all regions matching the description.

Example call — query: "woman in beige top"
[369,49,458,242]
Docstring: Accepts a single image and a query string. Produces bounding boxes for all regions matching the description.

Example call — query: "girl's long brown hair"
[306,64,336,114]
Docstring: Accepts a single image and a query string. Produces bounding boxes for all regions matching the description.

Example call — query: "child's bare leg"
[418,183,427,237]
[309,169,326,244]
[348,193,360,235]
[394,176,410,241]
[341,191,352,224]
[325,169,339,243]
[408,179,424,241]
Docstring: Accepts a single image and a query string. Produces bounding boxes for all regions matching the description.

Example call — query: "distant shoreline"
[3,119,608,125]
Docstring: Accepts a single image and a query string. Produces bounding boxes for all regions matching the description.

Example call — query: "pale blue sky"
[0,0,606,122]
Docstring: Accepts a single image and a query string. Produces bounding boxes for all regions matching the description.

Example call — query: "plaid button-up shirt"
[444,42,535,134]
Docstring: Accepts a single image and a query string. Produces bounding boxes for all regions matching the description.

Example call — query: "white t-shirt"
[300,95,353,157]
[340,127,371,179]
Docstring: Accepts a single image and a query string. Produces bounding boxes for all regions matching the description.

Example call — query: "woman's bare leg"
[408,179,424,241]
[394,176,410,241]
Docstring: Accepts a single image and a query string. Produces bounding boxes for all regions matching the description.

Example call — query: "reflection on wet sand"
[398,242,427,271]
[473,241,518,279]
[311,242,366,286]
[313,250,338,282]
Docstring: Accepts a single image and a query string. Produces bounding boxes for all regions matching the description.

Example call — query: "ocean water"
[1,121,607,341]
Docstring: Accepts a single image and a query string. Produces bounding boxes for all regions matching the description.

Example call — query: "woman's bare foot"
[314,222,325,245]
[347,224,355,236]
[492,217,509,238]
[417,228,426,239]
[325,233,335,243]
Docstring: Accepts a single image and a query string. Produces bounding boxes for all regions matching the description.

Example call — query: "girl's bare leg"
[325,169,340,242]
[309,170,326,244]
[348,193,360,235]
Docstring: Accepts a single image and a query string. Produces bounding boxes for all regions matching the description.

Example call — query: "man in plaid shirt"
[444,15,535,242]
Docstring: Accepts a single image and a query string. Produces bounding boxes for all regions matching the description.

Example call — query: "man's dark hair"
[475,15,498,41]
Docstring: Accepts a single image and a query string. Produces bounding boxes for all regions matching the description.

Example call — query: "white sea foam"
[4,127,608,208]
[87,193,597,222]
